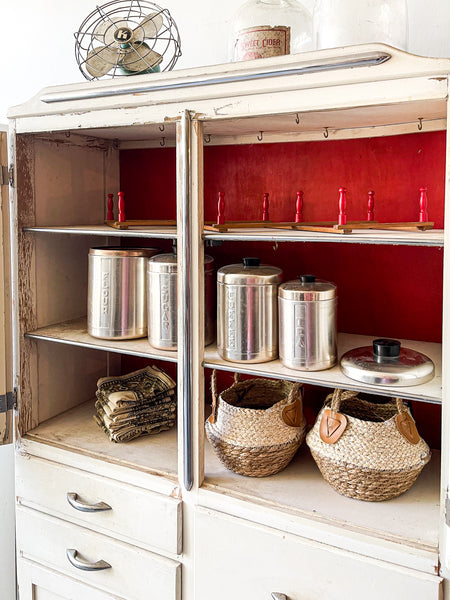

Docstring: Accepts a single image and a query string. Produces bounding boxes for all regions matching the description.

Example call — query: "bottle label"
[234,25,290,61]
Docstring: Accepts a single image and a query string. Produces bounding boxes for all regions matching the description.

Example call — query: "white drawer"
[18,557,128,600]
[16,454,182,555]
[16,506,181,600]
[195,508,442,600]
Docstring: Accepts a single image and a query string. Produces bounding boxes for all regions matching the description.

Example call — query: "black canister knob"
[243,257,260,267]
[373,338,401,359]
[300,274,316,283]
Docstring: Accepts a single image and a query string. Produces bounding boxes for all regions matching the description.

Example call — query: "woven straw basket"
[306,389,431,502]
[205,370,306,477]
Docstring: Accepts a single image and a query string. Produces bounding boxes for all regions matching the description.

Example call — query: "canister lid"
[89,247,160,258]
[278,275,337,301]
[148,253,214,274]
[340,338,435,386]
[217,257,282,285]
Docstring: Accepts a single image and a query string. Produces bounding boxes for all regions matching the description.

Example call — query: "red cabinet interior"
[120,130,445,449]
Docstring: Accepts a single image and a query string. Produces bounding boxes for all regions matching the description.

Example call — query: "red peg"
[338,187,347,225]
[118,191,126,223]
[295,190,303,223]
[262,193,270,221]
[107,193,114,221]
[367,190,375,221]
[419,187,428,222]
[217,191,225,225]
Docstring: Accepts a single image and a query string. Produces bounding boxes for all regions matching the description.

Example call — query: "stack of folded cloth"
[94,365,177,442]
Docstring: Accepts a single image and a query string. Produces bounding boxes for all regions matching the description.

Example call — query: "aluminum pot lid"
[340,338,435,387]
[148,253,214,273]
[90,246,160,258]
[217,257,282,286]
[279,274,336,301]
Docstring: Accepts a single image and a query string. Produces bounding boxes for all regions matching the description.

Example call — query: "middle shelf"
[25,318,442,403]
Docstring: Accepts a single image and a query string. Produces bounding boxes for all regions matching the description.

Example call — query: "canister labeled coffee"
[217,257,282,363]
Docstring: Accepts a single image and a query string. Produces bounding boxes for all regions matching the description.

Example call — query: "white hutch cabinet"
[5,44,450,599]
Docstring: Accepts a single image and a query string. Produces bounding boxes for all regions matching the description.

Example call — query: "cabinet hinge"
[0,165,7,186]
[8,165,14,188]
[0,389,17,414]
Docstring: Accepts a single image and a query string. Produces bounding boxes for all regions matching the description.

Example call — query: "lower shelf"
[24,400,178,480]
[203,440,440,553]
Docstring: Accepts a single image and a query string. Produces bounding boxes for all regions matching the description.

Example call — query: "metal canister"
[147,253,215,350]
[88,247,160,340]
[278,275,337,371]
[217,257,282,363]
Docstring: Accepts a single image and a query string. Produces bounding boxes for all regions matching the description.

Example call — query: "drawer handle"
[66,549,111,571]
[67,492,112,512]
[271,594,289,600]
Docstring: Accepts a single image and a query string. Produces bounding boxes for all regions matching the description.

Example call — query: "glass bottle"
[230,0,313,62]
[313,0,408,51]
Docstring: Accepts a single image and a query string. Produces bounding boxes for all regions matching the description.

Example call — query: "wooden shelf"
[24,225,178,239]
[204,333,442,404]
[25,400,178,480]
[203,442,440,553]
[25,317,178,362]
[203,227,445,247]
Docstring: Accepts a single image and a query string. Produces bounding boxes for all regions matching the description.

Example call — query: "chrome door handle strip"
[271,594,288,600]
[66,549,111,571]
[67,492,112,512]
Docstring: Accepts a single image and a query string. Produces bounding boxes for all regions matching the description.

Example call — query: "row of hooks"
[158,116,426,146]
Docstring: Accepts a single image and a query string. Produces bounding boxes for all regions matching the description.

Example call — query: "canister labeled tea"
[278,275,337,371]
[88,247,161,340]
[147,253,215,350]
[217,257,282,363]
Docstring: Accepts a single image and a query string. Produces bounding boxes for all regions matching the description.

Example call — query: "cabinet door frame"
[0,128,13,445]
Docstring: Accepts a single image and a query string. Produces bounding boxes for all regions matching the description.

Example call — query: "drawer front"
[195,508,442,600]
[16,506,181,600]
[16,454,182,555]
[18,557,127,600]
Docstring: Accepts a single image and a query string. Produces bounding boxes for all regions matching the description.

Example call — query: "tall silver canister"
[278,275,337,371]
[147,253,215,350]
[88,247,160,340]
[217,258,282,363]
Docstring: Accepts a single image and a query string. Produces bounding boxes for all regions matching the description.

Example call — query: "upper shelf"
[24,225,178,240]
[203,227,445,247]
[204,333,442,404]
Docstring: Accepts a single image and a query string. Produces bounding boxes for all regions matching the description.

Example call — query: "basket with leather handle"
[205,370,306,477]
[306,389,431,501]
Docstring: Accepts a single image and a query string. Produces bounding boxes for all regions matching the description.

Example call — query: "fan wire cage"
[74,0,181,80]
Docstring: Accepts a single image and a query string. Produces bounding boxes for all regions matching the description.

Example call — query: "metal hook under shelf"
[257,131,264,141]
[159,124,165,132]
[204,134,211,144]
[323,127,329,139]
[160,137,166,147]
[295,113,300,125]
[418,118,424,131]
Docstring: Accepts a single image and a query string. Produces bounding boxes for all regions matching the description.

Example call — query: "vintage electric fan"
[74,0,181,80]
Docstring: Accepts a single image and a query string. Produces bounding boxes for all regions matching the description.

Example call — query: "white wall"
[1,0,450,120]
[0,1,449,598]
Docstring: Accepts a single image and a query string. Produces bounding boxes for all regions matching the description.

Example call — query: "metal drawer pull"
[66,549,111,571]
[67,492,112,512]
[271,594,289,600]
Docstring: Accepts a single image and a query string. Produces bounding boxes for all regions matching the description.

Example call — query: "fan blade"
[138,12,164,38]
[94,17,130,46]
[121,44,163,72]
[85,46,119,77]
